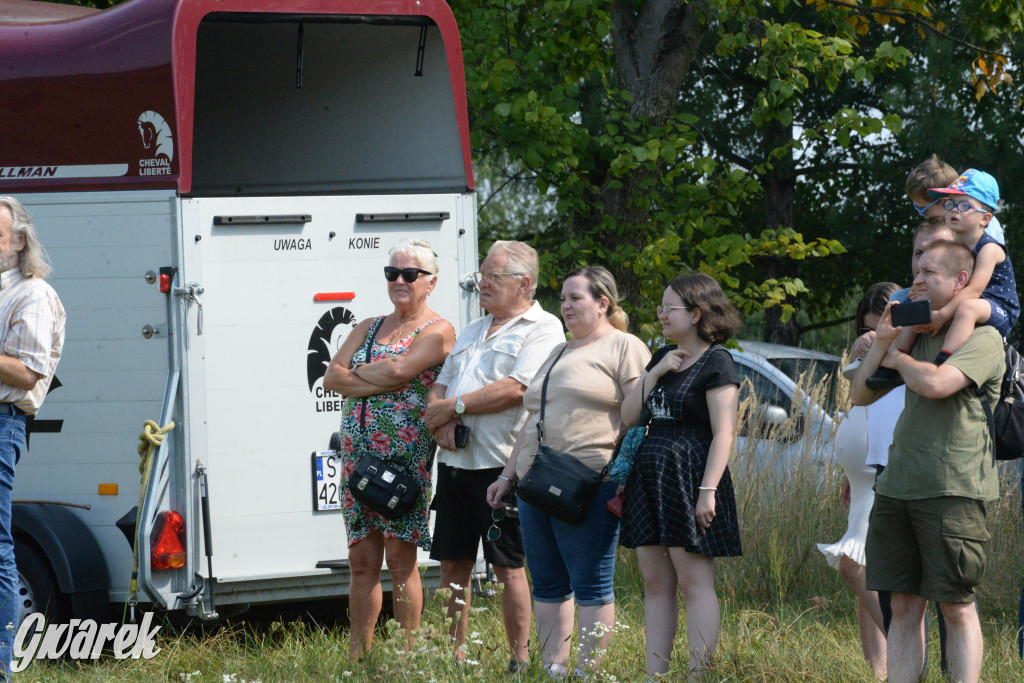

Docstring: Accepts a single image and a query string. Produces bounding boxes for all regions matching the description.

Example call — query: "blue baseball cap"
[928,168,1000,211]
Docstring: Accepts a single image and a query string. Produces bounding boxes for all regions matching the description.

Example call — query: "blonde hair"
[0,196,52,279]
[388,239,438,275]
[565,266,628,331]
[488,240,540,296]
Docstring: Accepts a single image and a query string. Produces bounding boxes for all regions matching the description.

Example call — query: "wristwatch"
[454,396,466,415]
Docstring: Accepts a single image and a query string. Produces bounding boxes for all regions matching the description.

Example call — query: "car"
[727,340,842,480]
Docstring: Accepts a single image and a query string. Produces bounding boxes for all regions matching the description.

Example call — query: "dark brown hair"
[667,272,741,344]
[855,282,900,333]
[905,154,958,202]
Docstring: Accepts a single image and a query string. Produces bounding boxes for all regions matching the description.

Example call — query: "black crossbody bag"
[517,346,607,524]
[347,319,421,520]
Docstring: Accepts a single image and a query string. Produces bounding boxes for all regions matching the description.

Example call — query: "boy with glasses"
[869,169,1018,390]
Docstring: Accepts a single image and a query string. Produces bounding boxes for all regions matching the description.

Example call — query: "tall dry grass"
[18,367,1024,681]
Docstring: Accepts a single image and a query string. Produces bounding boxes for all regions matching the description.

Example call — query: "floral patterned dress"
[339,316,444,550]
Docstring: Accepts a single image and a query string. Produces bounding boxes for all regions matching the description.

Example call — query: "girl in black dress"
[620,272,742,681]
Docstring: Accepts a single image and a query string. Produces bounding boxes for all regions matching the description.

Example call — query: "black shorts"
[429,463,525,568]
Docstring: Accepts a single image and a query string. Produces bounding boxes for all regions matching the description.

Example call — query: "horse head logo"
[307,307,359,391]
[137,111,174,163]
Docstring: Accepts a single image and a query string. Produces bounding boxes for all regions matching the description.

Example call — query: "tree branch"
[823,0,1011,59]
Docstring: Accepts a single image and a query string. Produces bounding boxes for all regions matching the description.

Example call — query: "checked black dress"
[620,345,742,556]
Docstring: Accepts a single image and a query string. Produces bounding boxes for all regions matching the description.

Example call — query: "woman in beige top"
[487,266,650,678]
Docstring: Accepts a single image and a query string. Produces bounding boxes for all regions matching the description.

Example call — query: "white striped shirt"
[0,268,65,415]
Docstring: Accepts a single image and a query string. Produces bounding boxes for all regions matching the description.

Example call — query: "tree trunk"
[761,121,800,345]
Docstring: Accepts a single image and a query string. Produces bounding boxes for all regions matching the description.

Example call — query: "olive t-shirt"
[876,325,1004,501]
[515,330,651,479]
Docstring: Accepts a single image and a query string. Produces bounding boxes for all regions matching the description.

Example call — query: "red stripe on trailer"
[313,292,356,302]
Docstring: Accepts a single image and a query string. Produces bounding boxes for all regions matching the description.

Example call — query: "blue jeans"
[1019,463,1024,658]
[518,480,620,606]
[0,415,24,678]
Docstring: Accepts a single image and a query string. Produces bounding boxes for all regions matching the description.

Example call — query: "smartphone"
[890,300,932,327]
[454,424,469,448]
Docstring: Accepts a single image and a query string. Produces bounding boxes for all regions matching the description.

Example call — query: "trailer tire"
[15,538,70,626]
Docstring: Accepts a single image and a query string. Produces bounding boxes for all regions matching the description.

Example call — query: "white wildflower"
[448,583,463,591]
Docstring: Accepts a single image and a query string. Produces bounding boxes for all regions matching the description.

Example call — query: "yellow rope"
[128,419,175,619]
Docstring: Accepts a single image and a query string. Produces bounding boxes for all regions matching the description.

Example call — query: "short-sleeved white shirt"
[435,301,564,469]
[0,269,65,415]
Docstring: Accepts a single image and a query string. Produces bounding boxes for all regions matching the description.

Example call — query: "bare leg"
[578,603,615,671]
[534,599,574,670]
[888,593,928,683]
[838,555,887,678]
[671,548,719,681]
[637,546,679,677]
[940,601,983,683]
[941,299,992,357]
[347,533,386,659]
[493,565,532,664]
[383,537,423,651]
[438,559,474,658]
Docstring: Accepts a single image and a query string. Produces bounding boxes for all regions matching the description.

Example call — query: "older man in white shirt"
[423,240,563,672]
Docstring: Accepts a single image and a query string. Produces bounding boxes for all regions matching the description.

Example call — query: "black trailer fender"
[12,503,110,621]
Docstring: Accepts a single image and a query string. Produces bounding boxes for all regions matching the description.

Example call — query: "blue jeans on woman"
[518,480,620,606]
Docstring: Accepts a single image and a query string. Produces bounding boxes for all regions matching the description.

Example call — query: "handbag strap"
[358,317,386,432]
[536,344,569,445]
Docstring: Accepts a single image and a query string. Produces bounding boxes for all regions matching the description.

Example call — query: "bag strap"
[536,344,569,445]
[358,317,385,433]
[976,342,1012,467]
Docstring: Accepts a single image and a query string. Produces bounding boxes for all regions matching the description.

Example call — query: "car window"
[768,358,839,415]
[734,364,792,414]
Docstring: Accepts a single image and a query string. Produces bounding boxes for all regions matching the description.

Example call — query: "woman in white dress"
[817,282,902,681]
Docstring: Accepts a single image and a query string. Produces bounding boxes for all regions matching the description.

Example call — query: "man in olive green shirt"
[851,239,1004,683]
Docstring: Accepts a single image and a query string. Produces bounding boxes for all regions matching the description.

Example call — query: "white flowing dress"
[817,406,876,568]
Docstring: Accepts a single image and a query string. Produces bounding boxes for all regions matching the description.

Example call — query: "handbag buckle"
[357,478,369,491]
[387,495,400,509]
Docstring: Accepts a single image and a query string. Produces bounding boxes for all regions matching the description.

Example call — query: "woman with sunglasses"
[486,266,650,678]
[324,239,455,658]
[618,272,741,682]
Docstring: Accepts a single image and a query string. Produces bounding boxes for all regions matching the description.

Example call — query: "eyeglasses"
[858,327,874,335]
[384,266,433,283]
[914,197,940,217]
[942,199,986,214]
[656,305,692,317]
[472,271,523,284]
[486,507,505,542]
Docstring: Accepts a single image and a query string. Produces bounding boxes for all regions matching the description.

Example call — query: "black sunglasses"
[486,507,506,542]
[384,266,433,283]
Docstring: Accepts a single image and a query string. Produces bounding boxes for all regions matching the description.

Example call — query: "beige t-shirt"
[515,329,651,479]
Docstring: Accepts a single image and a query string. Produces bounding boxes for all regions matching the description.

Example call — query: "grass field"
[18,377,1024,681]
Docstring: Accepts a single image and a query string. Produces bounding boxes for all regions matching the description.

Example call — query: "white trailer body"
[0,0,477,621]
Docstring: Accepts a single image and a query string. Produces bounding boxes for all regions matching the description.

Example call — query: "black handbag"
[517,346,607,524]
[346,318,422,520]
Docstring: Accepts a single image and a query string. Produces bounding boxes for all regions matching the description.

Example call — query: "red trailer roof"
[0,0,473,194]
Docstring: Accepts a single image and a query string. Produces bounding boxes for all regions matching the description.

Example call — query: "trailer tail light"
[150,511,186,570]
[158,266,176,294]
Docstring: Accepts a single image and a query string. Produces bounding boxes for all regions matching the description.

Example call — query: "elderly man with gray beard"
[0,197,65,680]
[423,240,563,672]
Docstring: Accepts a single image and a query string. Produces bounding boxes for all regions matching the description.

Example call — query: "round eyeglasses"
[914,197,941,217]
[384,266,433,283]
[942,199,986,214]
[656,305,692,317]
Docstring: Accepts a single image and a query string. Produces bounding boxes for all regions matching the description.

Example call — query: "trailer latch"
[175,282,205,336]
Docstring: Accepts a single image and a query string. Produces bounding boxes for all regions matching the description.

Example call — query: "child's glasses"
[486,507,505,541]
[384,266,433,282]
[913,197,940,217]
[942,199,986,214]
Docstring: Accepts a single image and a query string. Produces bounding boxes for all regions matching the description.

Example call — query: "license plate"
[312,450,343,512]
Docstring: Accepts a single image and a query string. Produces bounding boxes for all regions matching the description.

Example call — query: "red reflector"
[151,511,186,570]
[314,292,355,302]
[159,273,171,293]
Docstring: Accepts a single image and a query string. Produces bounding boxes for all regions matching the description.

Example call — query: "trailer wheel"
[15,538,70,625]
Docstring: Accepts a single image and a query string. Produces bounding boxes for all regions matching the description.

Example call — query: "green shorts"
[865,494,989,604]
